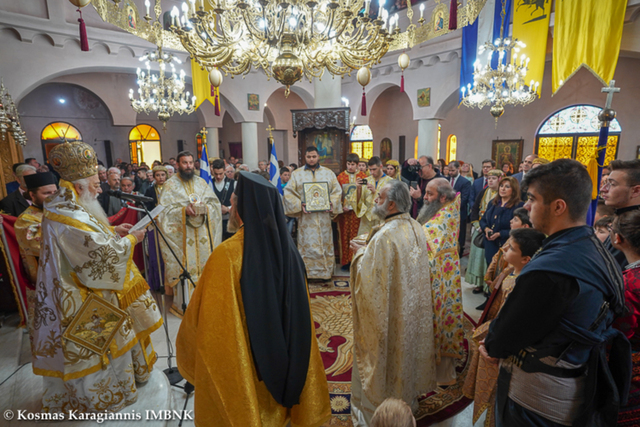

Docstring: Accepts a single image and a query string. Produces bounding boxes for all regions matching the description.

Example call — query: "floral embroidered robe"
[336,170,367,266]
[350,213,436,425]
[422,195,465,375]
[33,180,163,413]
[283,165,342,280]
[15,205,44,286]
[157,174,222,314]
[349,174,393,236]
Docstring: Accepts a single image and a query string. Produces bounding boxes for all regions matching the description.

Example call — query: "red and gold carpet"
[310,278,475,427]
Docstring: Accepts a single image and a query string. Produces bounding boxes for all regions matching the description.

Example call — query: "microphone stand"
[134,200,195,397]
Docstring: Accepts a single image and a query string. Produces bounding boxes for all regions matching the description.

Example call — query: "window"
[41,122,83,161]
[350,125,373,160]
[129,124,162,165]
[536,105,621,166]
[446,135,457,163]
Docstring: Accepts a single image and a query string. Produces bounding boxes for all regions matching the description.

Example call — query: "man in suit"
[470,159,496,204]
[405,156,443,219]
[447,161,472,255]
[211,159,235,240]
[98,168,125,216]
[0,164,37,217]
[511,154,538,184]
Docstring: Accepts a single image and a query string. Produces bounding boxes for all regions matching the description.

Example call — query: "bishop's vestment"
[336,170,367,266]
[349,174,393,236]
[15,205,43,286]
[157,174,222,314]
[283,165,342,280]
[422,196,465,384]
[350,213,437,425]
[33,180,163,413]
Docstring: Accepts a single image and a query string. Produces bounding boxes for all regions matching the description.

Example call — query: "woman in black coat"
[479,176,524,264]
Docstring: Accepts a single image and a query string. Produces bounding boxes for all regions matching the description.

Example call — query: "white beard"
[77,191,111,228]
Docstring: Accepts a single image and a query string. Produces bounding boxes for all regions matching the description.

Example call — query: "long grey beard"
[372,199,390,220]
[77,191,111,228]
[417,200,443,225]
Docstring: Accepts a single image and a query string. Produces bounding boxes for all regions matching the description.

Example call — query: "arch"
[287,85,314,109]
[129,124,162,165]
[0,27,22,42]
[31,33,55,47]
[263,106,276,128]
[218,91,245,123]
[435,89,460,119]
[91,42,112,55]
[536,104,621,135]
[361,82,414,118]
[117,45,136,58]
[41,121,83,162]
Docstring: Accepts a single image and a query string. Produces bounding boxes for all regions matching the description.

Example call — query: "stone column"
[417,119,440,160]
[314,76,342,108]
[205,127,219,159]
[241,122,259,170]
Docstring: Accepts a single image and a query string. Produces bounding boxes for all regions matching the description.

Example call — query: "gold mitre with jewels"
[49,141,98,182]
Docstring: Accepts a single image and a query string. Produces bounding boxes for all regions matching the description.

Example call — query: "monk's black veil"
[235,172,312,408]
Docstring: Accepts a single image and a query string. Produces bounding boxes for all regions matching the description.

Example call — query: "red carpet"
[310,278,475,427]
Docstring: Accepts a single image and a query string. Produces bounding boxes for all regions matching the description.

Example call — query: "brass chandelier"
[460,0,537,124]
[0,79,27,146]
[169,0,398,96]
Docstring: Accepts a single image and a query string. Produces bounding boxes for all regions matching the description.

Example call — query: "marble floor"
[0,257,486,426]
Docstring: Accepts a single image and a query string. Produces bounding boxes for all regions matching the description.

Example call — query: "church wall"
[439,57,640,166]
[219,112,242,162]
[369,86,419,162]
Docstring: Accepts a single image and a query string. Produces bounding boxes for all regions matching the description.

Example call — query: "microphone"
[106,189,154,204]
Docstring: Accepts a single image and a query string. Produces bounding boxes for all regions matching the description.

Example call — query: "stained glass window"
[536,105,621,166]
[41,122,82,141]
[129,124,162,165]
[446,135,457,163]
[350,125,373,160]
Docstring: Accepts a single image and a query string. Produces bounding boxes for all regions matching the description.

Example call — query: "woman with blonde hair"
[385,160,401,180]
[460,162,475,183]
[371,398,416,427]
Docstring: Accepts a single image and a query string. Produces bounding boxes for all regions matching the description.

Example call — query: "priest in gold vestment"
[350,156,393,236]
[177,172,330,426]
[418,178,465,385]
[157,151,222,314]
[33,141,163,413]
[350,180,436,425]
[284,146,342,281]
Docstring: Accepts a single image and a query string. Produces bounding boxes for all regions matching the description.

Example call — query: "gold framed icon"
[303,182,331,213]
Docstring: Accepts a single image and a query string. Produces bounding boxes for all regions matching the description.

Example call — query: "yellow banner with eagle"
[512,0,552,97]
[552,0,627,94]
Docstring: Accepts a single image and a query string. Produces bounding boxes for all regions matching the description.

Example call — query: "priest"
[176,172,331,426]
[157,151,222,315]
[350,156,393,235]
[417,178,465,385]
[336,153,367,270]
[350,179,436,425]
[33,141,163,413]
[284,146,342,282]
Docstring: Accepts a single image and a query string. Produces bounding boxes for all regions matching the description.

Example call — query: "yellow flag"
[552,0,627,94]
[512,0,551,97]
[190,60,220,111]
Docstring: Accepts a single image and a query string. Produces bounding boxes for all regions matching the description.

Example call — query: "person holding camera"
[401,156,443,219]
[350,156,393,236]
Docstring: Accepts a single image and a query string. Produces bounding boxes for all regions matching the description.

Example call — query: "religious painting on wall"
[492,139,524,171]
[432,3,448,33]
[380,138,392,163]
[248,94,259,111]
[304,129,343,171]
[418,88,431,107]
[124,0,138,29]
[303,182,331,212]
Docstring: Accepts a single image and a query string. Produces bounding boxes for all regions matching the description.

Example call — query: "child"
[357,160,370,176]
[594,216,614,243]
[594,199,615,223]
[463,228,546,427]
[371,398,416,427]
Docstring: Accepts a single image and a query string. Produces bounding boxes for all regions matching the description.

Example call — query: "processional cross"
[600,80,620,126]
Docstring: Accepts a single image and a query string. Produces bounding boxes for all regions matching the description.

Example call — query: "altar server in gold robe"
[350,156,394,236]
[177,172,331,426]
[417,178,465,385]
[33,141,163,413]
[284,146,342,281]
[157,151,222,315]
[15,172,58,286]
[350,179,437,425]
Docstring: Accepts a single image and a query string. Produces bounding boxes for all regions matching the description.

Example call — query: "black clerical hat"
[24,172,58,191]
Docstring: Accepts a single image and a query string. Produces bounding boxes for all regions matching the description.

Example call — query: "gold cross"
[266,125,274,139]
[200,127,208,144]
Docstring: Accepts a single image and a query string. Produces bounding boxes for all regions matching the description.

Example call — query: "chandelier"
[459,1,538,124]
[0,79,27,146]
[129,6,196,131]
[169,0,398,96]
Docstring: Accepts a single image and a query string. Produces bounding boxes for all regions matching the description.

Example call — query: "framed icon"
[62,293,128,355]
[342,183,357,209]
[303,181,331,213]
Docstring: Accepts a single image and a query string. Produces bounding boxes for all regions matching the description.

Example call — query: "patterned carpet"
[309,278,475,427]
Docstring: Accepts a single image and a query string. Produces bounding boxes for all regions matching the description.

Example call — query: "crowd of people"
[1,143,640,427]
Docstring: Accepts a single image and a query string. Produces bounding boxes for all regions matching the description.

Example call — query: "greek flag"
[200,142,214,190]
[269,143,282,194]
[460,0,513,102]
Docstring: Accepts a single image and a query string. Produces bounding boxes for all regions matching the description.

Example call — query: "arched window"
[129,124,161,165]
[536,105,621,166]
[350,125,373,161]
[446,135,457,163]
[41,122,83,161]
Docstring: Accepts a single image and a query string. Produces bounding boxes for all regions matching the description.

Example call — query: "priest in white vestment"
[350,180,437,425]
[33,141,163,413]
[283,146,342,281]
[157,151,222,315]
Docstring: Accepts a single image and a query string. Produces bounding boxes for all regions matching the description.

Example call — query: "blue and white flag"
[200,142,214,190]
[269,143,282,194]
[460,0,513,102]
